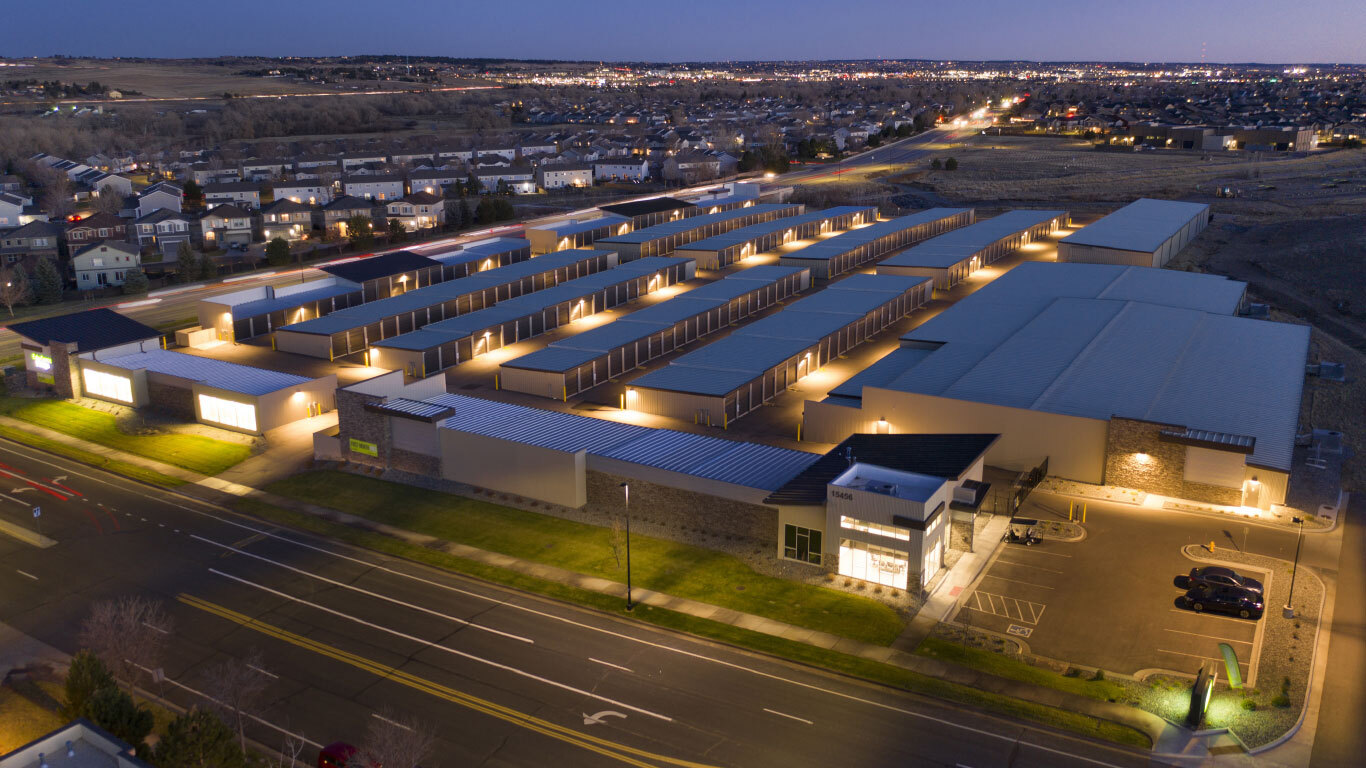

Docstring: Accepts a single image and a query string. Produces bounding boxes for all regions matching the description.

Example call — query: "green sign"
[1219,642,1243,689]
[349,438,378,457]
[29,352,53,372]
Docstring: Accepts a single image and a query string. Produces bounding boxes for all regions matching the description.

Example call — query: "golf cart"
[1004,518,1042,546]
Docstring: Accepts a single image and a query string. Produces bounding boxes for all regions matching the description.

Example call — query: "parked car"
[1181,584,1264,620]
[1187,566,1263,595]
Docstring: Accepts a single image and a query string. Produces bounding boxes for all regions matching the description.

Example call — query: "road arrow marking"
[582,710,627,726]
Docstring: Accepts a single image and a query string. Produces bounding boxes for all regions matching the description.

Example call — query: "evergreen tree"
[198,252,218,281]
[387,218,406,242]
[121,268,149,295]
[182,179,204,211]
[346,214,374,249]
[154,709,247,768]
[460,199,473,228]
[945,157,959,171]
[175,241,199,283]
[930,158,943,170]
[64,650,116,719]
[265,237,291,267]
[32,257,63,304]
[86,686,154,755]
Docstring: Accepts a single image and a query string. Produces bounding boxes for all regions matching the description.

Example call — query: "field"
[1,59,344,99]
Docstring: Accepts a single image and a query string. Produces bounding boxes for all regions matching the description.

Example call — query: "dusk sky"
[3,0,1363,64]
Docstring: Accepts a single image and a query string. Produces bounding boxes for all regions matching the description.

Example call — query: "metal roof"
[597,204,800,244]
[98,349,313,396]
[885,262,1304,472]
[781,208,972,262]
[673,206,873,253]
[222,280,361,320]
[8,309,159,352]
[365,397,456,422]
[319,250,444,283]
[599,197,696,218]
[279,249,612,336]
[826,346,938,401]
[763,434,999,505]
[881,210,1067,269]
[526,215,628,237]
[628,361,765,396]
[720,264,809,284]
[1058,198,1209,254]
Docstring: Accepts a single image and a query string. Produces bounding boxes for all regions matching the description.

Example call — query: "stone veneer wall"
[1104,417,1243,506]
[335,388,389,470]
[146,380,195,420]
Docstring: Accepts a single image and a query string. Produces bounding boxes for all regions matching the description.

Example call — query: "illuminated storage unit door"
[198,394,257,432]
[82,368,134,403]
[838,539,909,590]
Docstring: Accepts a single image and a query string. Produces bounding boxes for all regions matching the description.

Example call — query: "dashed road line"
[993,559,1065,575]
[371,712,412,731]
[1157,649,1249,667]
[16,569,38,580]
[763,708,813,725]
[982,573,1055,590]
[590,658,633,673]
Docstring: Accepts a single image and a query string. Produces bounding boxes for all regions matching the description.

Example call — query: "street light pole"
[1284,516,1304,618]
[621,481,633,611]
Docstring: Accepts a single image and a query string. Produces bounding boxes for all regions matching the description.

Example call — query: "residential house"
[434,147,475,163]
[260,198,316,242]
[198,204,254,248]
[203,182,262,209]
[0,220,62,269]
[340,151,388,172]
[187,164,242,185]
[473,168,536,194]
[78,171,133,200]
[0,175,22,194]
[0,192,28,228]
[293,153,340,170]
[342,174,405,201]
[128,182,182,219]
[241,160,290,181]
[536,163,594,190]
[384,192,445,232]
[271,182,333,206]
[72,241,141,290]
[408,169,465,194]
[389,151,433,167]
[593,158,650,182]
[662,151,721,183]
[323,196,377,237]
[134,209,195,259]
[65,212,129,249]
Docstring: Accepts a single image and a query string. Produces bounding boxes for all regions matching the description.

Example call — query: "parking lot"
[953,494,1266,682]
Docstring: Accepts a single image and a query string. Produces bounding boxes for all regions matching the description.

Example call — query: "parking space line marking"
[964,591,1045,626]
[1157,649,1249,667]
[1007,597,1027,622]
[1032,604,1046,624]
[982,574,1055,590]
[1168,610,1259,625]
[993,559,1065,574]
[1011,549,1071,558]
[1163,628,1253,645]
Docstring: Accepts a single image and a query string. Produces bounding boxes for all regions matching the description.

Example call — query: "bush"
[265,237,291,267]
[64,650,116,719]
[1090,669,1105,682]
[1271,693,1291,708]
[930,158,942,170]
[945,157,959,171]
[154,708,247,768]
[86,686,154,754]
[120,268,149,295]
[1063,667,1081,678]
[1241,699,1258,711]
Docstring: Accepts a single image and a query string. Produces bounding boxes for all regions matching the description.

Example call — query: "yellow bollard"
[797,423,802,442]
[1209,541,1216,553]
[1068,501,1074,521]
[1082,503,1087,523]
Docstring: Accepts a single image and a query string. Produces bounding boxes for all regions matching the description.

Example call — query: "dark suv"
[1188,566,1264,595]
[1182,584,1264,620]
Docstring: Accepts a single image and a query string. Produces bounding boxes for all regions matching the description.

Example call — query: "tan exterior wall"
[1102,416,1285,507]
[440,428,587,508]
[274,330,335,358]
[499,366,569,400]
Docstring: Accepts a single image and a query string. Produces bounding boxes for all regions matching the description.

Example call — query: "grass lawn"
[916,637,1129,701]
[0,681,64,753]
[0,397,250,477]
[234,496,1151,750]
[264,470,905,646]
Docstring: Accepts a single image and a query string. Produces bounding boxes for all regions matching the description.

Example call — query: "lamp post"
[1284,516,1304,618]
[621,482,634,611]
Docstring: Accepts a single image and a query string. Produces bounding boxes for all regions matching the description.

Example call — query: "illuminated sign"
[29,352,52,371]
[349,438,378,457]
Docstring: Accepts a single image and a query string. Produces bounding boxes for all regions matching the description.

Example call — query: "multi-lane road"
[0,438,1154,768]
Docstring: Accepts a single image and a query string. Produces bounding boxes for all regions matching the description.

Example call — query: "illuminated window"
[783,524,822,564]
[838,539,908,589]
[840,515,911,541]
[82,368,134,403]
[198,394,257,432]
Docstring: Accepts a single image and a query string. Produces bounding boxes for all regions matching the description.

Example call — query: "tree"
[345,214,374,248]
[93,186,124,215]
[182,179,204,212]
[154,708,247,768]
[866,134,882,148]
[265,237,291,267]
[460,198,473,227]
[201,649,270,755]
[945,157,959,171]
[175,241,200,283]
[930,158,943,170]
[466,172,482,195]
[86,685,154,755]
[1,265,33,315]
[198,251,218,281]
[64,650,117,719]
[447,199,465,230]
[347,708,435,768]
[387,218,406,242]
[79,596,172,698]
[121,267,149,295]
[40,174,74,220]
[32,257,63,304]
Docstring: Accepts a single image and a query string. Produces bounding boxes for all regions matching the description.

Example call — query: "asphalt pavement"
[0,437,1155,768]
[1309,491,1363,768]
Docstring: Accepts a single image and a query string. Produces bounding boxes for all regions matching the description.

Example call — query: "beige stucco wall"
[439,428,587,508]
[274,330,336,358]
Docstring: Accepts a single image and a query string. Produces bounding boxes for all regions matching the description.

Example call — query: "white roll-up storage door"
[1183,446,1245,488]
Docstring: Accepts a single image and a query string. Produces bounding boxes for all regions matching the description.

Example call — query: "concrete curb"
[0,516,57,548]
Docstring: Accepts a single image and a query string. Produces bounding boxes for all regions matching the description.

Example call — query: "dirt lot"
[2,59,344,99]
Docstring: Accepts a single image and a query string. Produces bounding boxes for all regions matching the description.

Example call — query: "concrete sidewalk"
[893,513,1011,653]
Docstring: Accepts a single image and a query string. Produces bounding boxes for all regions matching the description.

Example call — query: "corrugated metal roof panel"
[225,280,361,319]
[598,204,800,244]
[674,207,874,253]
[99,349,313,396]
[782,208,972,262]
[881,210,1066,269]
[1059,198,1208,254]
[629,360,764,395]
[526,216,628,237]
[827,346,938,400]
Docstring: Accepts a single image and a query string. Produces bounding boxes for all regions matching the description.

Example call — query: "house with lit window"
[342,174,405,201]
[260,198,316,242]
[71,241,141,290]
[64,212,129,248]
[198,204,253,247]
[536,163,594,190]
[409,169,466,195]
[271,181,333,206]
[384,192,445,232]
[203,181,262,209]
[593,158,649,182]
[134,209,194,258]
[322,196,377,237]
[473,167,535,194]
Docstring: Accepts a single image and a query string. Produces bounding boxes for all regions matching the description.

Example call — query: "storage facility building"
[626,273,933,426]
[500,265,811,400]
[275,249,617,359]
[526,216,630,254]
[425,237,533,278]
[879,209,1068,292]
[77,349,336,435]
[9,308,162,398]
[197,278,364,342]
[1056,198,1209,268]
[801,262,1308,511]
[779,208,975,280]
[673,206,876,270]
[597,204,804,260]
[598,197,698,230]
[368,257,695,376]
[319,250,446,302]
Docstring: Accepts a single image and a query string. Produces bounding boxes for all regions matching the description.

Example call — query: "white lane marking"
[981,574,1055,590]
[16,569,38,580]
[966,591,1046,626]
[141,621,170,635]
[206,568,671,723]
[1008,548,1072,558]
[190,534,531,645]
[247,664,278,679]
[589,658,633,673]
[1157,649,1249,667]
[129,661,320,748]
[158,523,165,528]
[993,559,1065,575]
[1162,628,1253,645]
[763,708,813,725]
[371,712,412,731]
[0,445,1133,767]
